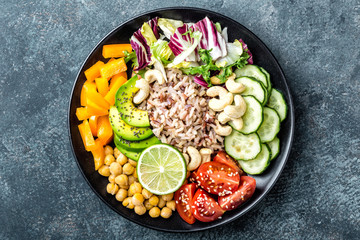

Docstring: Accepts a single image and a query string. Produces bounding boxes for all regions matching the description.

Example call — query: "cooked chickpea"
[132,169,138,178]
[114,148,121,159]
[104,145,114,156]
[166,200,176,211]
[149,207,161,218]
[104,154,116,166]
[108,175,116,183]
[158,198,166,208]
[120,184,129,190]
[144,200,153,210]
[134,205,146,215]
[122,197,134,209]
[160,207,172,219]
[115,174,128,186]
[132,193,144,206]
[161,193,174,202]
[116,153,128,165]
[106,183,119,195]
[128,159,137,167]
[98,165,110,177]
[142,189,153,199]
[122,163,135,175]
[109,162,122,176]
[128,182,142,197]
[128,175,136,185]
[148,195,159,206]
[115,189,128,202]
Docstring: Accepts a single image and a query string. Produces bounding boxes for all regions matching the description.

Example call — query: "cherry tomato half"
[174,183,197,224]
[218,176,256,211]
[191,188,225,222]
[213,151,244,176]
[196,161,240,196]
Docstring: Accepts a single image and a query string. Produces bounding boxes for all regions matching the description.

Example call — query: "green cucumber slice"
[267,88,287,121]
[236,76,266,104]
[235,65,268,88]
[239,144,271,175]
[266,137,280,161]
[238,96,263,134]
[257,107,281,142]
[259,67,272,103]
[225,131,261,160]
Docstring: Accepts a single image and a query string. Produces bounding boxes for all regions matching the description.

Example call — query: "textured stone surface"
[0,0,359,239]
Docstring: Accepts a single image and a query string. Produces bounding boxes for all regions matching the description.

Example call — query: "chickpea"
[115,189,128,202]
[109,162,122,176]
[134,205,146,215]
[149,207,161,218]
[144,200,153,210]
[128,175,136,185]
[122,163,135,175]
[116,153,128,165]
[161,193,174,202]
[104,145,114,156]
[104,154,115,166]
[108,175,116,184]
[142,189,153,199]
[120,184,129,190]
[132,169,138,178]
[132,193,144,206]
[122,197,134,209]
[158,198,166,208]
[128,159,137,167]
[98,165,110,177]
[106,183,119,195]
[160,207,172,219]
[115,174,128,186]
[166,200,176,211]
[148,195,159,206]
[114,148,121,159]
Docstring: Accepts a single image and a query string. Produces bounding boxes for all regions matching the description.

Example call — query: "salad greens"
[129,16,253,87]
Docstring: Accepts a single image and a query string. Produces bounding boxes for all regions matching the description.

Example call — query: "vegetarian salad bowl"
[68,7,294,232]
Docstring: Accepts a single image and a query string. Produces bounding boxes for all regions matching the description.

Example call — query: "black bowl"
[68,7,294,232]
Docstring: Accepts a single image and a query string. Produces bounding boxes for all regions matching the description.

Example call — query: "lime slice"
[137,144,187,195]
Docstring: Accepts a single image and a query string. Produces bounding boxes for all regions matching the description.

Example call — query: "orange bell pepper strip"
[86,102,108,116]
[95,77,109,97]
[110,71,127,88]
[104,76,127,105]
[80,81,97,106]
[97,115,114,145]
[100,58,127,79]
[102,44,132,59]
[76,107,91,121]
[89,115,99,136]
[84,61,104,82]
[86,89,110,110]
[78,119,96,151]
[90,139,105,170]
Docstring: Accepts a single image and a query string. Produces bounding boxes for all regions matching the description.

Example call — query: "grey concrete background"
[1,0,359,239]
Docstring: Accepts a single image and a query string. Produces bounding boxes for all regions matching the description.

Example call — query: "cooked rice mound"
[138,68,224,154]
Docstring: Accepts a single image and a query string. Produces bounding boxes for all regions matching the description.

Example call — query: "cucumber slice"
[259,67,272,103]
[225,131,261,160]
[267,88,287,121]
[235,65,268,88]
[236,76,266,104]
[239,144,271,175]
[266,137,280,161]
[257,107,281,142]
[238,96,263,134]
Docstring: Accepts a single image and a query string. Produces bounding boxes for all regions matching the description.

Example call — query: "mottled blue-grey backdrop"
[0,0,359,239]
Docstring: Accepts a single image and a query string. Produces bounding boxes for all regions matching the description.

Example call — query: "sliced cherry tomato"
[196,161,240,196]
[191,188,225,222]
[218,176,256,211]
[175,183,197,224]
[213,151,244,176]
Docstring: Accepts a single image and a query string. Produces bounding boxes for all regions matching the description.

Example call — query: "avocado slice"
[115,76,150,127]
[109,106,153,141]
[115,134,161,152]
[114,135,141,161]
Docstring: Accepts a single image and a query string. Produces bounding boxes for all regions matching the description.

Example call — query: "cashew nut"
[210,76,222,85]
[183,153,190,165]
[225,74,245,93]
[229,118,243,131]
[224,95,246,118]
[187,146,201,171]
[207,86,234,112]
[199,148,213,164]
[218,112,244,131]
[133,79,150,104]
[214,120,232,136]
[145,69,165,85]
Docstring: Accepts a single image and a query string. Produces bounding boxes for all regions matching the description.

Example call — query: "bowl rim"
[68,6,295,232]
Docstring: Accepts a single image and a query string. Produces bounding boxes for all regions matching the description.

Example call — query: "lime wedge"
[137,144,187,195]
